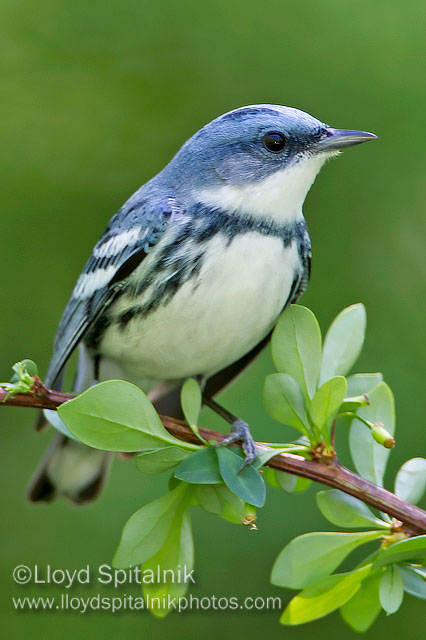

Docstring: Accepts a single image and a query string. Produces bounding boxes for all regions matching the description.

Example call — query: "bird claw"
[215,419,258,472]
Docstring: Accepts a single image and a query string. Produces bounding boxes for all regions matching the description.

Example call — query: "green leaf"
[273,470,311,493]
[280,564,372,625]
[195,485,223,514]
[180,378,205,442]
[263,467,281,489]
[264,467,311,493]
[58,380,199,452]
[263,373,310,436]
[340,568,385,632]
[346,373,383,396]
[316,490,390,529]
[195,485,245,524]
[309,376,347,440]
[174,447,223,484]
[379,564,404,614]
[10,358,39,381]
[216,447,266,508]
[319,303,366,385]
[338,394,369,413]
[2,359,39,399]
[292,476,312,492]
[252,447,291,468]
[271,305,322,400]
[275,471,297,493]
[395,458,426,505]
[349,382,395,486]
[399,565,426,600]
[271,531,383,589]
[374,535,426,568]
[113,483,191,568]
[143,512,193,618]
[135,447,191,474]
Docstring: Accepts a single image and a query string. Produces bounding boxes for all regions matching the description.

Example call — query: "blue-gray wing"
[45,197,176,388]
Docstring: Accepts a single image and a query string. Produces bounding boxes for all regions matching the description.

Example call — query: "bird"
[27,104,376,504]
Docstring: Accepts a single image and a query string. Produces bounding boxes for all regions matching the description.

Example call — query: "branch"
[2,380,426,534]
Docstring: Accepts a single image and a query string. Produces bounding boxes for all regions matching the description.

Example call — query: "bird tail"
[27,432,112,505]
[28,344,113,505]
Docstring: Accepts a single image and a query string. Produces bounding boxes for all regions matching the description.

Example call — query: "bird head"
[159,104,377,221]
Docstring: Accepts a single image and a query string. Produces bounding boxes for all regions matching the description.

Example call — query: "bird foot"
[215,419,258,472]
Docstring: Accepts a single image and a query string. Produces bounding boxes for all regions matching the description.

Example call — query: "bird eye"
[262,132,286,153]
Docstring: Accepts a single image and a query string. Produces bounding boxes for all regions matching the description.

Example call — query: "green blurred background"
[1,0,425,637]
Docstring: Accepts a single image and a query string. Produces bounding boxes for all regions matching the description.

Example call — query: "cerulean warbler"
[28,104,376,503]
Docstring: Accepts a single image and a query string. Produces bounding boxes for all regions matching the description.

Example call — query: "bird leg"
[202,395,258,470]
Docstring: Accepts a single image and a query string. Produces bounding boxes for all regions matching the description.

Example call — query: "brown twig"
[2,382,426,534]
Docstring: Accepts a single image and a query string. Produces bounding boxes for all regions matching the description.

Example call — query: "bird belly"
[98,232,301,382]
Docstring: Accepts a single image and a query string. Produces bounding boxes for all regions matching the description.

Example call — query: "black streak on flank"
[116,246,205,329]
[84,311,112,351]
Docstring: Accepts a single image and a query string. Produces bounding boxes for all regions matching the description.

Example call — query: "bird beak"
[317,128,377,151]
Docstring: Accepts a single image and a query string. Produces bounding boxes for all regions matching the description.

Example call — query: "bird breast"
[99,230,302,382]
